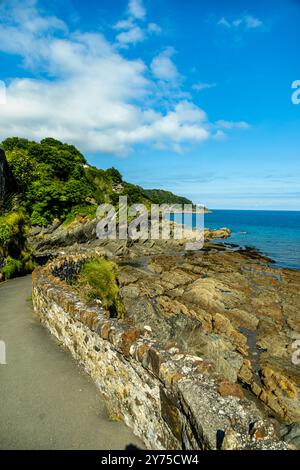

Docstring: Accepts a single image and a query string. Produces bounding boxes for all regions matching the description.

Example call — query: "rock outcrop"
[29,215,231,260]
[115,246,300,426]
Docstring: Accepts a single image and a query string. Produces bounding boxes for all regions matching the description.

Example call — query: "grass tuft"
[74,257,125,318]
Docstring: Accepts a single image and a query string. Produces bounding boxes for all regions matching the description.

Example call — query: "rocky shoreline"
[31,252,290,449]
[27,217,300,447]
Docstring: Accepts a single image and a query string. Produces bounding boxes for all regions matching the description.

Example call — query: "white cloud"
[114,1,161,46]
[214,130,226,141]
[244,15,263,29]
[0,0,67,66]
[218,17,231,28]
[218,14,264,30]
[175,101,207,122]
[192,82,216,91]
[0,0,249,155]
[151,47,180,83]
[0,80,7,105]
[232,19,243,27]
[116,26,145,45]
[113,18,134,31]
[128,0,146,20]
[116,101,209,145]
[147,22,162,34]
[216,120,250,129]
[0,0,67,34]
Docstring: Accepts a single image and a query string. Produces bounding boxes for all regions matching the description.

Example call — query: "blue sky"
[0,0,299,209]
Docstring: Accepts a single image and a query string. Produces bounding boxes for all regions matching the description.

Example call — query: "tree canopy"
[1,137,194,226]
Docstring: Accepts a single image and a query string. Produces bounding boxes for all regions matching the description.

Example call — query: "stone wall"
[32,255,289,450]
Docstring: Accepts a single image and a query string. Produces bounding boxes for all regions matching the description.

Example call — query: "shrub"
[2,137,93,225]
[4,211,27,235]
[62,205,97,226]
[2,256,22,279]
[0,211,27,255]
[0,223,12,247]
[75,257,124,318]
[30,210,49,227]
[0,211,34,280]
[106,167,123,184]
[6,148,37,189]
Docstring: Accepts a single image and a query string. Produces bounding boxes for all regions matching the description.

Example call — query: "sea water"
[168,210,300,270]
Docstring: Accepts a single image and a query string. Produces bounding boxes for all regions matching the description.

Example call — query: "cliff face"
[0,148,13,207]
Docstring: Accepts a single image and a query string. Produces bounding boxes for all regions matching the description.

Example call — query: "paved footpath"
[0,275,143,450]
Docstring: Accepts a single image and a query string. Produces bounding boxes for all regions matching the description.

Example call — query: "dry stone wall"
[32,255,289,450]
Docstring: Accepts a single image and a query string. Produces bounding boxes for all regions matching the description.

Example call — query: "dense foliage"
[0,211,34,280]
[142,188,193,206]
[0,137,196,282]
[2,137,93,226]
[1,137,194,227]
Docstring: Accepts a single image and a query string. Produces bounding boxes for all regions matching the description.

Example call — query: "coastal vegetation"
[142,188,192,206]
[1,137,193,227]
[71,257,124,318]
[0,136,194,281]
[0,210,34,280]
